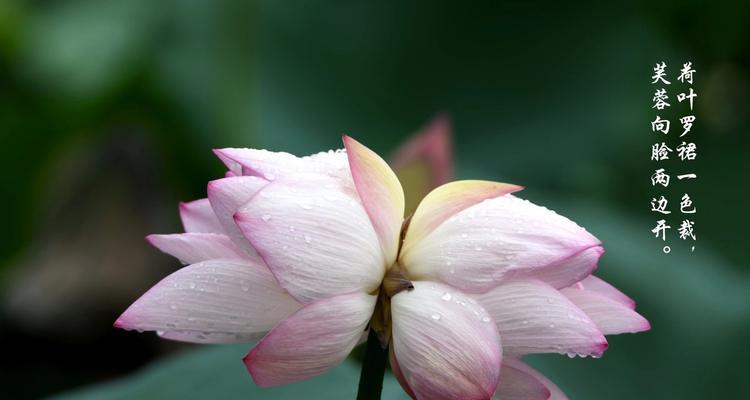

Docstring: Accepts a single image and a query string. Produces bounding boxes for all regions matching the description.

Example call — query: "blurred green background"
[1,0,749,399]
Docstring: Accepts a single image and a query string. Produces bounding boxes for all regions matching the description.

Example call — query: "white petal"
[493,358,568,400]
[477,279,608,357]
[343,135,405,265]
[179,198,223,233]
[207,176,268,255]
[213,147,352,184]
[146,233,248,264]
[561,287,650,335]
[234,173,385,303]
[402,194,602,293]
[115,258,300,343]
[391,281,501,400]
[244,291,376,386]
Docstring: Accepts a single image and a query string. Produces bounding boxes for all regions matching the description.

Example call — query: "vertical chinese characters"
[649,61,698,253]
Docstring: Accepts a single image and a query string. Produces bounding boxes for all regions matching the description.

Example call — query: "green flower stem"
[356,329,388,400]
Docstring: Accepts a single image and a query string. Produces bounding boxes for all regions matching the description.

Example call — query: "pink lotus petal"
[146,233,249,264]
[234,173,385,303]
[343,135,405,265]
[494,358,568,400]
[561,287,650,335]
[179,198,223,234]
[403,194,602,293]
[574,275,636,309]
[391,281,501,400]
[207,176,268,254]
[244,291,376,386]
[115,258,301,343]
[401,180,523,256]
[477,279,608,357]
[390,114,454,189]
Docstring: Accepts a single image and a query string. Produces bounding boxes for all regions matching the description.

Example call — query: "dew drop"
[156,330,165,336]
[461,233,468,238]
[546,297,554,304]
[189,282,196,289]
[441,293,452,301]
[482,316,491,323]
[549,323,555,328]
[262,214,272,222]
[431,313,441,320]
[304,235,312,244]
[169,304,177,310]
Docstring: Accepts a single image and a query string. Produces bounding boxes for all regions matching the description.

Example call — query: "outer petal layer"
[391,281,501,400]
[561,287,650,335]
[146,233,248,264]
[179,198,223,233]
[477,279,607,357]
[235,174,385,303]
[115,259,301,343]
[244,291,376,386]
[343,135,405,265]
[493,358,568,400]
[402,194,602,293]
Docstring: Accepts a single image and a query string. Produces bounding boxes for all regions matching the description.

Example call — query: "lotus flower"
[116,136,649,400]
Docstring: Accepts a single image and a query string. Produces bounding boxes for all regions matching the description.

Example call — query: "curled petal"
[391,281,501,400]
[115,259,301,343]
[235,174,385,303]
[402,194,602,293]
[561,287,650,335]
[343,135,405,264]
[574,275,635,309]
[244,291,376,386]
[477,279,608,357]
[494,358,568,400]
[207,176,268,254]
[179,198,223,233]
[146,233,249,264]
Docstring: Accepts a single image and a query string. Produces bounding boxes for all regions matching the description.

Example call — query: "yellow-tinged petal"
[343,135,405,265]
[401,180,523,256]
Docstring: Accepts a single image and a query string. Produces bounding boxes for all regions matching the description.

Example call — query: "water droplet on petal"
[431,313,441,320]
[304,235,312,243]
[482,316,491,323]
[262,214,272,222]
[189,282,196,289]
[441,293,452,301]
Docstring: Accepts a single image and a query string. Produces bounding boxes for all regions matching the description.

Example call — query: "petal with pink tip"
[477,279,607,357]
[179,198,223,233]
[493,358,568,400]
[402,194,602,293]
[561,287,650,335]
[207,176,268,254]
[146,233,249,264]
[235,173,385,303]
[244,291,376,386]
[390,281,501,400]
[402,180,523,255]
[115,258,301,343]
[574,275,635,309]
[343,135,405,264]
